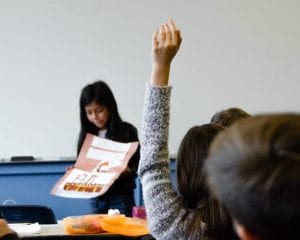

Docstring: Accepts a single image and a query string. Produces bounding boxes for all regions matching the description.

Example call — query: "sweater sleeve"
[138,83,186,240]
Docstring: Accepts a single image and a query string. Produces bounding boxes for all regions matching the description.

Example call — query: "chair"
[0,204,57,224]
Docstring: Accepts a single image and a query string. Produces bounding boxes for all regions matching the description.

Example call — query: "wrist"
[152,62,171,71]
[150,63,171,86]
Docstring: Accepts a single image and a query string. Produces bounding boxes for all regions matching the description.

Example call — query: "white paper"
[9,222,41,235]
[86,147,126,161]
[91,136,131,151]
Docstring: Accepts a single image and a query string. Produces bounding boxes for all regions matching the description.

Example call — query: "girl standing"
[78,80,140,216]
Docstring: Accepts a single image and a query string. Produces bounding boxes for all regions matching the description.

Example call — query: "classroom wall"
[0,0,299,158]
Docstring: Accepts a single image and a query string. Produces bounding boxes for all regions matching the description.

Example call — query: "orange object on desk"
[63,214,149,237]
[100,215,149,237]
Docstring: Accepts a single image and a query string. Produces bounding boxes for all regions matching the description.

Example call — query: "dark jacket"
[102,121,140,197]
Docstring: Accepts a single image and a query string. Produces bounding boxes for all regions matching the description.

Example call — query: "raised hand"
[150,19,182,86]
[152,19,182,66]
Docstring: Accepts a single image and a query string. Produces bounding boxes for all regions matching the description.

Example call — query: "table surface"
[18,224,154,240]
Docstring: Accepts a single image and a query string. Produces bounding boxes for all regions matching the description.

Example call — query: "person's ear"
[234,221,260,240]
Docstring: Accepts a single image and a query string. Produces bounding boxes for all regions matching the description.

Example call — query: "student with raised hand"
[0,219,18,240]
[206,114,300,240]
[210,107,251,127]
[138,19,237,240]
[78,80,140,216]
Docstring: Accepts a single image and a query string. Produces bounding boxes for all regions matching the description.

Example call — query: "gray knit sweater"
[138,83,202,240]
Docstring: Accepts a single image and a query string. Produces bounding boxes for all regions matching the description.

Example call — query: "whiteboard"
[0,0,299,158]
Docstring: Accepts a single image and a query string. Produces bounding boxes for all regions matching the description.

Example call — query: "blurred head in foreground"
[206,113,300,240]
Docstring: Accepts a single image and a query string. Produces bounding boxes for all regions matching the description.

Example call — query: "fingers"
[159,19,181,46]
[177,30,182,45]
[153,19,181,48]
[152,30,159,49]
[167,19,177,44]
[159,24,166,46]
[169,19,182,47]
[164,23,172,44]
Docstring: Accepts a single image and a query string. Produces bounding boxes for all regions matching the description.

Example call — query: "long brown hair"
[176,124,236,239]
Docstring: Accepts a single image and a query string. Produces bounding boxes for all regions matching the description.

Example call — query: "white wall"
[0,0,299,158]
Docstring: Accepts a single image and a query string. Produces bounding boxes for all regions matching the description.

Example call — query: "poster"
[51,133,139,198]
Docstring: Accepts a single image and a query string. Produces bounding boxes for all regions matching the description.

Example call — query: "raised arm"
[138,20,184,239]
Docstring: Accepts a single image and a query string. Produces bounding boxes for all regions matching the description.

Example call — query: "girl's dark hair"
[77,80,123,154]
[211,107,251,127]
[176,124,235,239]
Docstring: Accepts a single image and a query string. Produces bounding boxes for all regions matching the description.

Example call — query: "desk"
[19,224,154,240]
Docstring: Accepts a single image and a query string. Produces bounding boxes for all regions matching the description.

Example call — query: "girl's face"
[85,101,109,129]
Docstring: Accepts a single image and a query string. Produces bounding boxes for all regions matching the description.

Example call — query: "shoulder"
[121,122,138,133]
[117,121,139,142]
